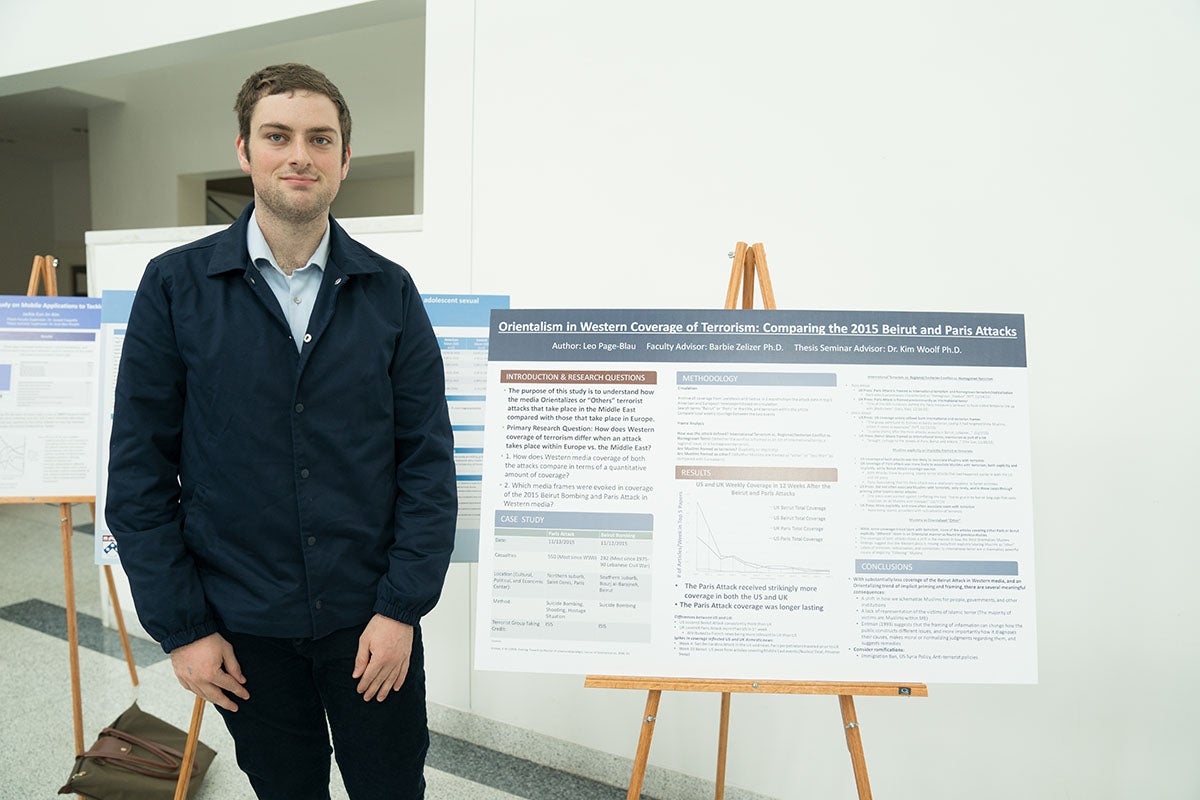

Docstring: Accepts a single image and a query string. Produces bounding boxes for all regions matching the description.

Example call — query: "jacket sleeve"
[373,282,458,625]
[106,260,216,652]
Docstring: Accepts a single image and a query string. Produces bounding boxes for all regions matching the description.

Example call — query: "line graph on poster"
[682,490,833,577]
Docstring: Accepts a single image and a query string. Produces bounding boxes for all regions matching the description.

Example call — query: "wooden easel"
[5,255,205,800]
[584,242,928,800]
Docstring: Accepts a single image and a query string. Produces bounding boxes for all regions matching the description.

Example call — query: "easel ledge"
[586,673,927,800]
[0,496,95,505]
[585,675,927,697]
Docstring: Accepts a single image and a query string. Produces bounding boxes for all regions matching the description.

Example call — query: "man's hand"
[169,632,249,712]
[352,614,413,702]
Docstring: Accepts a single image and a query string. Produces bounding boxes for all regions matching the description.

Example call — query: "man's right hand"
[169,632,250,712]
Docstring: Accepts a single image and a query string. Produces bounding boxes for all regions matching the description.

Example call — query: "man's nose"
[287,138,312,165]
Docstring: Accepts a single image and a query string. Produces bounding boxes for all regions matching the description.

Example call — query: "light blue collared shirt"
[247,210,331,353]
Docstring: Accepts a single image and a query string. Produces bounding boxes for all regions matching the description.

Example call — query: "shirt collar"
[247,209,331,275]
[208,203,382,277]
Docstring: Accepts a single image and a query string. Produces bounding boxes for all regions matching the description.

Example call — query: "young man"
[106,63,457,800]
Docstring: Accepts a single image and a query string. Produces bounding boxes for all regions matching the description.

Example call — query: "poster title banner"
[488,309,1025,367]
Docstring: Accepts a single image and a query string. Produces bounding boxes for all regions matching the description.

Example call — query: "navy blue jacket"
[106,204,457,652]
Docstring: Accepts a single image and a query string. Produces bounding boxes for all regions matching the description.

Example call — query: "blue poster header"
[0,296,101,330]
[424,294,509,327]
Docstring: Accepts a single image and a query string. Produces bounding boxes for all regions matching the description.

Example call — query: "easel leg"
[838,695,873,800]
[741,246,757,309]
[724,242,749,310]
[627,689,661,800]
[173,696,206,800]
[102,565,139,687]
[59,503,84,757]
[59,503,87,800]
[715,691,731,800]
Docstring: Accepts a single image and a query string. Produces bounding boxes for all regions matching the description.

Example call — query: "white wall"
[51,159,91,272]
[446,1,1200,798]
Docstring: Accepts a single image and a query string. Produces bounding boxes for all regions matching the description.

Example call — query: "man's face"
[236,90,350,226]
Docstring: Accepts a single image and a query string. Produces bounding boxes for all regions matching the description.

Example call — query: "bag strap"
[80,727,200,780]
[99,727,187,762]
[87,752,180,780]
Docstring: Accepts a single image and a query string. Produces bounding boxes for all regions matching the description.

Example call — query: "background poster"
[94,290,134,564]
[423,294,509,561]
[0,296,102,500]
[475,309,1037,683]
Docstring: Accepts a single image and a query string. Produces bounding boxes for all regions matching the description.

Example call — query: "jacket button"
[307,536,316,546]
[315,600,322,610]
[300,468,310,479]
[295,403,304,413]
[303,333,312,343]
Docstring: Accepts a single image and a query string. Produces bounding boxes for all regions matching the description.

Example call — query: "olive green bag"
[58,703,216,800]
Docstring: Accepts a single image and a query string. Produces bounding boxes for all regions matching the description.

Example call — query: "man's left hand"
[352,614,414,701]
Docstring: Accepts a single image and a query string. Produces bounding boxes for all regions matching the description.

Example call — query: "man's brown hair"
[234,63,352,164]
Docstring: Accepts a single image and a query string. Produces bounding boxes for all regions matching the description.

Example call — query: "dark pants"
[213,621,428,800]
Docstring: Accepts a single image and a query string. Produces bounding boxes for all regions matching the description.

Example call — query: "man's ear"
[236,136,251,174]
[340,145,351,179]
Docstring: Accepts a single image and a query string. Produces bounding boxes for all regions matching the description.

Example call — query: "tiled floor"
[0,502,644,800]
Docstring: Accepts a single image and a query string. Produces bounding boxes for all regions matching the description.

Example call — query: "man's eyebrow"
[256,123,339,136]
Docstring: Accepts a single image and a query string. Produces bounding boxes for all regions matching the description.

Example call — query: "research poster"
[93,291,506,565]
[475,309,1037,684]
[0,296,102,500]
[94,290,134,564]
[423,294,509,561]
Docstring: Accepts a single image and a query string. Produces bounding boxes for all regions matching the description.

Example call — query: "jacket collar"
[207,202,383,277]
